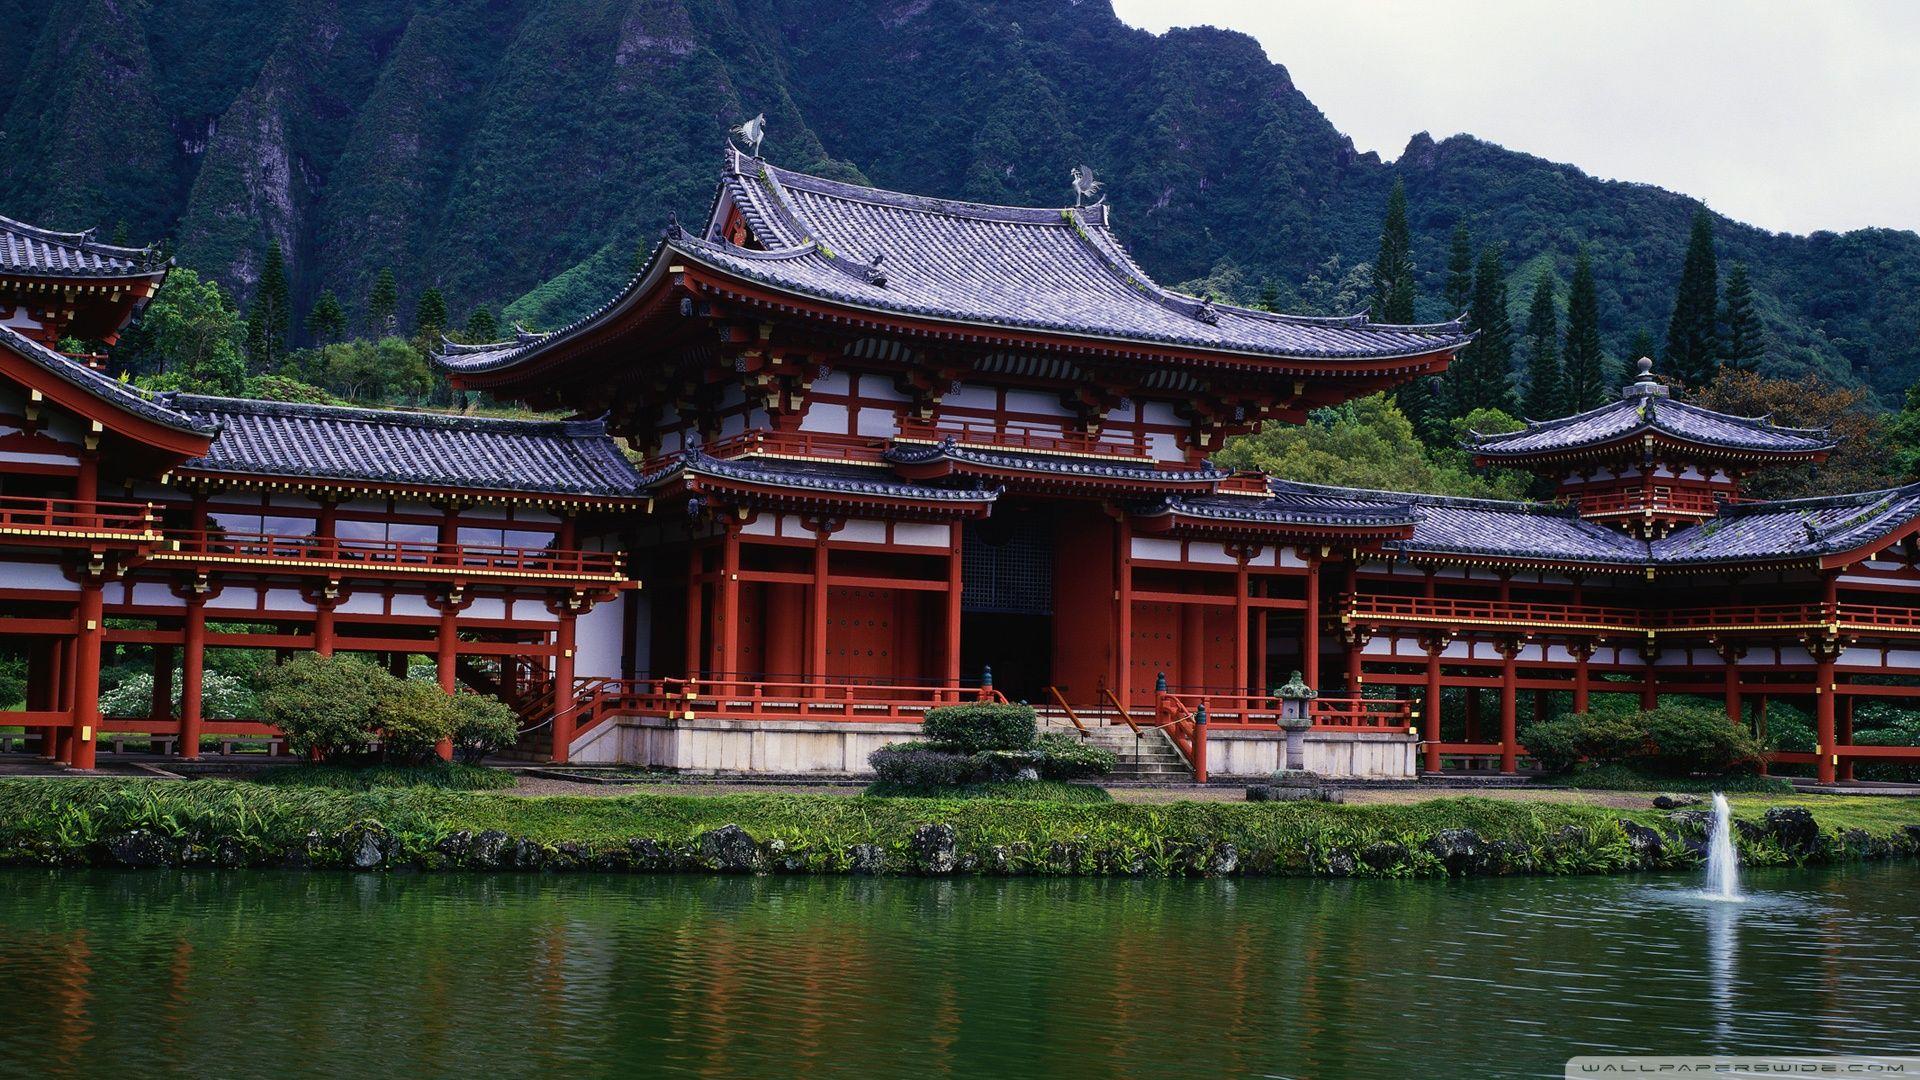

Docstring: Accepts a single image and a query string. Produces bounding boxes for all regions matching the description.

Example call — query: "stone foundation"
[1205,728,1418,780]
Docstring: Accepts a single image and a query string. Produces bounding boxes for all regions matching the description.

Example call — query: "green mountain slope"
[2,0,1915,398]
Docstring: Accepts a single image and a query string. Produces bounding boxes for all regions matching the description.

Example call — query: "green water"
[0,866,1915,1079]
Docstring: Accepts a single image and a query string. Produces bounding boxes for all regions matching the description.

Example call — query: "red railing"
[701,429,889,465]
[1216,473,1273,495]
[156,531,625,580]
[1345,595,1920,635]
[556,676,1009,733]
[1344,593,1643,630]
[894,417,1151,461]
[0,495,157,537]
[1577,487,1722,517]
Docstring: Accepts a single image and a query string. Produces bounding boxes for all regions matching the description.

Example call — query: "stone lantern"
[1274,670,1317,773]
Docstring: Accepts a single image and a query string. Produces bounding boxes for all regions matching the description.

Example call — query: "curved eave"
[1132,509,1414,541]
[171,467,645,509]
[1387,547,1651,576]
[441,239,1466,389]
[0,345,213,457]
[1472,429,1836,469]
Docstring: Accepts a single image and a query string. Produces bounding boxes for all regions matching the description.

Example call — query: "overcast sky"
[1109,0,1920,237]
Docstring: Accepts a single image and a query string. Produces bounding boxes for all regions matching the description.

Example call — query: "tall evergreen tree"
[464,308,500,342]
[1369,179,1416,324]
[1521,272,1564,418]
[1719,262,1765,372]
[1561,248,1606,412]
[110,220,129,247]
[1256,280,1279,313]
[1448,244,1516,417]
[305,290,346,344]
[414,286,448,341]
[367,267,399,335]
[1664,208,1721,386]
[244,240,291,373]
[1443,222,1474,315]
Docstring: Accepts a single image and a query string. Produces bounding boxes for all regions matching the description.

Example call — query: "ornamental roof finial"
[1621,356,1669,400]
[730,113,766,158]
[1070,165,1104,208]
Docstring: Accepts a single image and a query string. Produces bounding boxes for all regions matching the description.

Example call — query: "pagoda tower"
[1466,358,1836,537]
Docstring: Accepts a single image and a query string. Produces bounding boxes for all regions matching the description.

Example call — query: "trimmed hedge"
[923,703,1036,753]
[1522,704,1763,777]
[869,743,989,786]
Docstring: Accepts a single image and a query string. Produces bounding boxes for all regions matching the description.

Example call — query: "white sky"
[1109,0,1920,237]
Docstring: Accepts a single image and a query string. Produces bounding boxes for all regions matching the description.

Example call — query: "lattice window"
[962,515,1052,615]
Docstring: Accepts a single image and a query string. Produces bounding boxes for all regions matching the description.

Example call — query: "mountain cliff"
[5,0,1916,398]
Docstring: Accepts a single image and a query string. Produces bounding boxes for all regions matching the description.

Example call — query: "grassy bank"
[0,779,1915,877]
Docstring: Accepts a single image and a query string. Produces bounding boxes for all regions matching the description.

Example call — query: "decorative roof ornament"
[663,211,683,242]
[730,113,767,158]
[1194,296,1219,325]
[865,252,888,287]
[1070,165,1104,208]
[1622,356,1669,399]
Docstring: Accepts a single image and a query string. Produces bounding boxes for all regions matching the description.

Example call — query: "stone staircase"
[1037,708,1195,783]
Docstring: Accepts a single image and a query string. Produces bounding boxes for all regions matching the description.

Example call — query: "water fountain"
[1703,793,1742,901]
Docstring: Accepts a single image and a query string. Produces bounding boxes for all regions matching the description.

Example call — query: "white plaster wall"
[573,598,625,679]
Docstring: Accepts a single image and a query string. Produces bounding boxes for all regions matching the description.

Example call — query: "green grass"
[0,779,1912,876]
[863,781,1113,803]
[251,763,517,792]
[1544,764,1794,794]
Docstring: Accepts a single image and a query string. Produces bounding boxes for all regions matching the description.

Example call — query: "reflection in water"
[0,866,1913,1079]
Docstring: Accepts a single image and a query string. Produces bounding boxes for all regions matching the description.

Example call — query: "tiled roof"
[436,150,1470,375]
[0,214,167,279]
[168,396,643,497]
[0,327,214,435]
[1469,395,1835,459]
[1654,484,1920,564]
[1143,483,1417,531]
[885,439,1226,484]
[640,449,1000,504]
[1263,480,1651,565]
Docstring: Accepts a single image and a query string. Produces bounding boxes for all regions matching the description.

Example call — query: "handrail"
[0,494,157,536]
[1342,594,1920,635]
[1101,687,1144,736]
[893,416,1152,461]
[1043,685,1089,734]
[158,530,625,579]
[1578,487,1722,517]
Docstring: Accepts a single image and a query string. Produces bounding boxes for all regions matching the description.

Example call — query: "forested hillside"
[5,0,1918,399]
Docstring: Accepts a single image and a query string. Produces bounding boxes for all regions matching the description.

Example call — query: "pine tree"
[414,286,448,341]
[110,220,129,247]
[1256,280,1279,313]
[1664,208,1721,387]
[1719,262,1765,372]
[367,267,399,335]
[244,240,291,373]
[1443,222,1474,315]
[1561,248,1606,411]
[465,308,500,342]
[305,290,346,343]
[1448,244,1516,417]
[1369,179,1416,324]
[1521,272,1564,418]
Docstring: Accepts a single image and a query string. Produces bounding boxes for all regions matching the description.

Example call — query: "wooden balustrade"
[699,429,890,465]
[155,530,625,581]
[0,495,157,538]
[1344,594,1920,636]
[894,417,1151,461]
[1576,487,1723,517]
[555,676,1007,732]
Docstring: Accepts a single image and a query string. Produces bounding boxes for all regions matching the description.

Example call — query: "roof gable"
[0,214,168,280]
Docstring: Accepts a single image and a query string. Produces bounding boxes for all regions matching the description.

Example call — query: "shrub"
[869,742,989,786]
[254,653,394,760]
[1522,712,1647,774]
[100,668,254,720]
[1032,732,1116,779]
[449,691,521,764]
[1641,703,1763,776]
[922,703,1036,753]
[371,679,458,764]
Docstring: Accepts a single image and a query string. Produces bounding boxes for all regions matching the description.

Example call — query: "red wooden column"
[550,605,579,763]
[944,530,963,698]
[180,596,206,760]
[809,532,830,693]
[1343,558,1362,693]
[1421,633,1444,774]
[684,541,704,679]
[1301,551,1321,690]
[149,644,174,724]
[1251,577,1268,695]
[1571,641,1593,715]
[1233,549,1251,695]
[718,525,742,680]
[1814,647,1838,784]
[1114,516,1133,707]
[1497,638,1520,774]
[70,582,104,770]
[433,599,460,761]
[1838,694,1855,782]
[1717,642,1744,725]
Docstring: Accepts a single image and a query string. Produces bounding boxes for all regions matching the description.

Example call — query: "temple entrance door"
[958,508,1054,703]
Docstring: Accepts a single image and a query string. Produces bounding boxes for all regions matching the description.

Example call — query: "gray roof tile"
[0,328,214,435]
[169,396,643,497]
[1653,484,1920,564]
[1469,395,1835,458]
[0,214,167,279]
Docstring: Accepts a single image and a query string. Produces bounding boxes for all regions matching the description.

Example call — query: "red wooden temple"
[6,151,1920,782]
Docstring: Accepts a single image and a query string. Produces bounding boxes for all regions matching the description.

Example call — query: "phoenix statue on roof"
[1070,165,1104,207]
[731,113,766,158]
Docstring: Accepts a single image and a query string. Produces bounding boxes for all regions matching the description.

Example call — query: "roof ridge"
[1265,476,1567,515]
[0,212,164,264]
[171,393,607,437]
[1659,397,1833,437]
[1714,480,1920,517]
[748,156,1085,226]
[0,327,214,435]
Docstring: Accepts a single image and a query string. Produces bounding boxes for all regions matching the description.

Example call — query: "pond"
[0,865,1915,1078]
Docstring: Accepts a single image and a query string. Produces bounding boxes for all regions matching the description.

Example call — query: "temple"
[5,149,1919,783]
